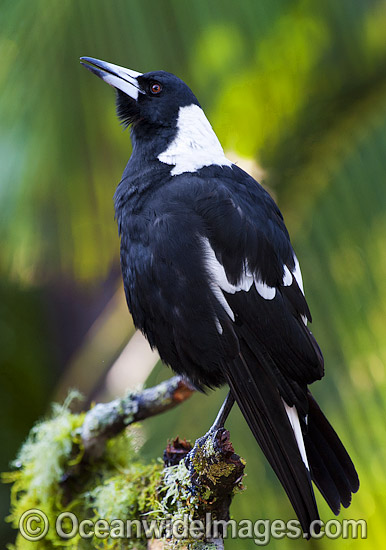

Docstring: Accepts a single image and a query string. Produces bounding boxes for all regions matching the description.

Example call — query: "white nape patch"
[292,255,304,294]
[282,399,309,469]
[283,265,293,286]
[158,104,233,175]
[201,238,277,330]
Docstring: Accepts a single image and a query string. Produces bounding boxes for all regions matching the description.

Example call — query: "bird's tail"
[225,350,359,537]
[225,351,320,537]
[304,391,359,515]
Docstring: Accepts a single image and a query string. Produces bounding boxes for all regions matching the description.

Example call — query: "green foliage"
[212,9,328,157]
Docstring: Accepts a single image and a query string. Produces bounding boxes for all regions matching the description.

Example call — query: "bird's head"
[80,57,200,130]
[81,57,231,173]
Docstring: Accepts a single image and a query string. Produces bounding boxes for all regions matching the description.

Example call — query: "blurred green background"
[1,0,386,547]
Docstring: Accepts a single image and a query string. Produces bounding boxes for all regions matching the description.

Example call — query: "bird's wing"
[189,167,325,533]
[192,167,324,393]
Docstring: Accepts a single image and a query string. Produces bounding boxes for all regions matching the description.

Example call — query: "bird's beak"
[80,57,144,100]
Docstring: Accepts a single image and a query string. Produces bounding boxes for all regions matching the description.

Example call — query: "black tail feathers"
[304,391,359,515]
[225,352,359,536]
[226,353,320,536]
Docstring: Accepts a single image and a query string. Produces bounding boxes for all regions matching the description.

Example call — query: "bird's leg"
[210,391,235,432]
[191,391,236,467]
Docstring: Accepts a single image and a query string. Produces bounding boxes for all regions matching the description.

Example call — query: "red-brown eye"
[150,82,162,95]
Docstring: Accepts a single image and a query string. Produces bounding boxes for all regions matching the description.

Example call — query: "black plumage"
[81,57,359,535]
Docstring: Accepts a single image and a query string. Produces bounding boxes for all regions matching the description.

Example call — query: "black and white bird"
[81,57,359,535]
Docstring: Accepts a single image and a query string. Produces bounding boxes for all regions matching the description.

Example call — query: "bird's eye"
[150,82,162,95]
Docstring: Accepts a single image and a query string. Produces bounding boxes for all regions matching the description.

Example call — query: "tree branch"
[152,427,245,549]
[6,376,245,549]
[77,376,245,548]
[81,375,195,458]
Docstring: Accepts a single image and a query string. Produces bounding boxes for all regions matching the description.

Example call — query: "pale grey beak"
[80,57,144,100]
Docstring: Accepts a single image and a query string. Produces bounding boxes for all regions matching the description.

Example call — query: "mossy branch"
[81,375,195,458]
[3,379,245,550]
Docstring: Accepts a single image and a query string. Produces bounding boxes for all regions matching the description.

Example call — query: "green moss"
[160,459,195,519]
[3,393,85,547]
[3,394,244,550]
[192,438,215,474]
[158,432,244,543]
[3,393,165,550]
[192,438,236,485]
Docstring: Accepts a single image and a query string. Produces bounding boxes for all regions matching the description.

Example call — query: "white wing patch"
[201,238,239,322]
[254,280,276,300]
[201,238,279,332]
[292,255,304,294]
[158,104,233,175]
[202,239,309,331]
[282,399,309,469]
[291,255,308,325]
[283,265,293,286]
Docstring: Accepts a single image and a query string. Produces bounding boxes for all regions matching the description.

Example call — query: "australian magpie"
[81,57,359,535]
